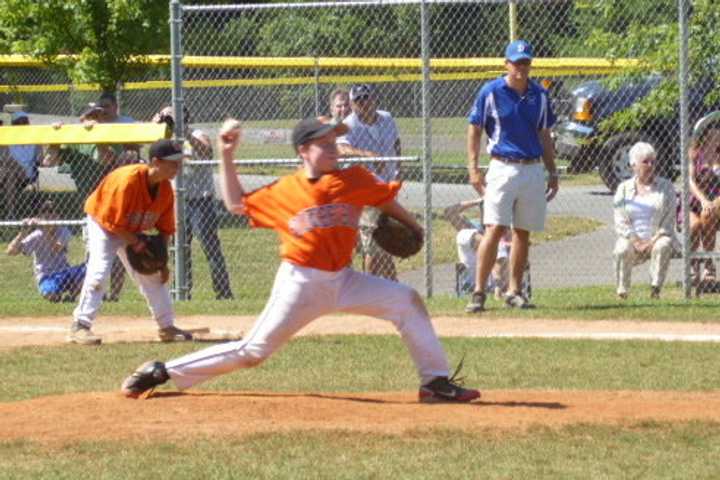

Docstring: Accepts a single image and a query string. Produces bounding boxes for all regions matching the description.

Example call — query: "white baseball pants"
[73,216,174,328]
[166,261,450,388]
[613,236,673,295]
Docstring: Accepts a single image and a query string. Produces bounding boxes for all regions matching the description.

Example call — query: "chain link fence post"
[170,0,189,301]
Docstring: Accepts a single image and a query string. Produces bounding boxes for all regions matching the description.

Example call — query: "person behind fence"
[337,84,402,281]
[68,139,195,345]
[6,200,86,303]
[465,39,559,313]
[443,199,510,299]
[613,142,678,300]
[79,92,139,302]
[80,91,139,170]
[687,118,720,282]
[0,111,42,219]
[318,87,351,125]
[42,144,107,200]
[120,117,481,404]
[153,105,234,300]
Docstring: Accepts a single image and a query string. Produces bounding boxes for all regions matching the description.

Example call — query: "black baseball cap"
[291,118,349,151]
[149,139,184,162]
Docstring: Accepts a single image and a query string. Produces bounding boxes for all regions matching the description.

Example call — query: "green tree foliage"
[557,0,719,132]
[0,0,170,92]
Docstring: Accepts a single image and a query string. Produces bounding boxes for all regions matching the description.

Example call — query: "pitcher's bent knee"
[239,344,272,368]
[408,289,430,318]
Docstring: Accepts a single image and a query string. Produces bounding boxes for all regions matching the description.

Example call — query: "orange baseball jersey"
[243,165,400,271]
[84,164,175,235]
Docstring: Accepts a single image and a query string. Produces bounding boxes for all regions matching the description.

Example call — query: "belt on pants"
[492,156,541,165]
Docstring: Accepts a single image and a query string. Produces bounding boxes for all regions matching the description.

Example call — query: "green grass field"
[2,210,719,479]
[2,337,720,478]
[0,211,605,317]
[2,424,719,479]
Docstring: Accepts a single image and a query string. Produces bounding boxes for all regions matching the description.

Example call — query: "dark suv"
[554,74,715,192]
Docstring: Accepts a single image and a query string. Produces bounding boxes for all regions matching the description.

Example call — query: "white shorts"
[483,159,547,232]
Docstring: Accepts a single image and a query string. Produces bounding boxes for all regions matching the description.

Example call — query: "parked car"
[554,74,716,192]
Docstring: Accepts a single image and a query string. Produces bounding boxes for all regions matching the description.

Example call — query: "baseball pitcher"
[121,117,481,403]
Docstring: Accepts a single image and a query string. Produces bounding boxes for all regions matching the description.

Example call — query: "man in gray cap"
[337,84,402,281]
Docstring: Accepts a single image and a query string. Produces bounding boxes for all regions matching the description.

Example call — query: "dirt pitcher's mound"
[3,390,720,444]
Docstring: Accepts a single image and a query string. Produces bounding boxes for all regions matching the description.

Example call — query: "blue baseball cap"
[505,40,533,62]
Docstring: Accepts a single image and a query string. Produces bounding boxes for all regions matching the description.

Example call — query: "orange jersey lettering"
[243,165,400,271]
[84,164,175,235]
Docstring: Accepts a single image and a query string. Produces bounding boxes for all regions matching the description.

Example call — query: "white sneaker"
[504,292,535,309]
[67,322,102,345]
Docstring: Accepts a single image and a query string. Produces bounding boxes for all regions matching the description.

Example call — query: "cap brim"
[507,54,532,62]
[309,122,348,140]
[159,152,184,162]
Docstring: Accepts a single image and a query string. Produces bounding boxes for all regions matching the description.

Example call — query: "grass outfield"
[2,336,720,478]
[3,336,720,402]
[1,425,719,479]
[0,213,605,318]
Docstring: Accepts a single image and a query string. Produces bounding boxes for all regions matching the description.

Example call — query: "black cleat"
[121,361,169,398]
[419,357,481,403]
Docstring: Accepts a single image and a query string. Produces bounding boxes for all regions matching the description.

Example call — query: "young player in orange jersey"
[68,139,194,345]
[121,118,480,403]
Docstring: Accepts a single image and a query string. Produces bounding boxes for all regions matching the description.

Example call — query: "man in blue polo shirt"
[465,39,559,312]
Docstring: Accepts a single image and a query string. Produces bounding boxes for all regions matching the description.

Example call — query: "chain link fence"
[1,0,716,311]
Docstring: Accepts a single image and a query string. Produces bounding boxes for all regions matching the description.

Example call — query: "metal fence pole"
[314,56,320,118]
[170,0,188,301]
[508,0,518,41]
[420,0,433,297]
[678,0,691,299]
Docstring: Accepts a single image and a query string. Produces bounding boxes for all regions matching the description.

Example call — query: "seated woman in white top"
[613,142,679,300]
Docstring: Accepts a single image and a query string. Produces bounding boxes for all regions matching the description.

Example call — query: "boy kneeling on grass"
[6,200,86,303]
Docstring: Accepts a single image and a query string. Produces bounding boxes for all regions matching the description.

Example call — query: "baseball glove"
[372,214,423,259]
[126,234,169,276]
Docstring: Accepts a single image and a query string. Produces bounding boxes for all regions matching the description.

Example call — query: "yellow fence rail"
[0,54,639,93]
[0,123,168,146]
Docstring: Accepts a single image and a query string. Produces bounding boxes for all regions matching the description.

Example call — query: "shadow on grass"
[567,302,720,312]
